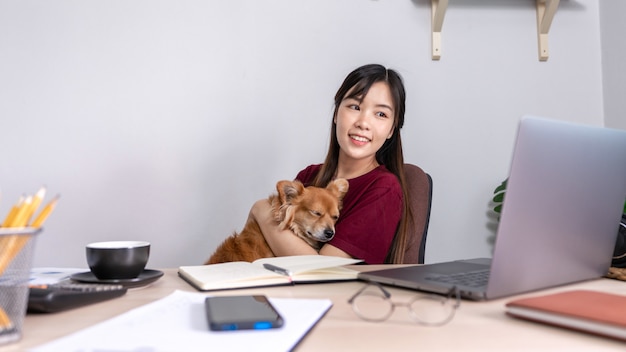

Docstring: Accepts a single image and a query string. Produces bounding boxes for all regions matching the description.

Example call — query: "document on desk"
[30,290,332,352]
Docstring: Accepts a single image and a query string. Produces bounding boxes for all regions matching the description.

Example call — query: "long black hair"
[313,64,412,263]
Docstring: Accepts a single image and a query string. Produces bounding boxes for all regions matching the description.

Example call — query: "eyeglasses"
[348,282,460,326]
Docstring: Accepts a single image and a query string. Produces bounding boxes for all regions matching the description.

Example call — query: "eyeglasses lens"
[351,290,392,321]
[408,296,455,325]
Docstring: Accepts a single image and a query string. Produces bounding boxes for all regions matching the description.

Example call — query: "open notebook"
[179,255,362,291]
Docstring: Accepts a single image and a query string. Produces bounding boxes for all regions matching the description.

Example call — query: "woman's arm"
[250,199,352,258]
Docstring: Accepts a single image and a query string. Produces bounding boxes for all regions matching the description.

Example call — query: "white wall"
[600,0,626,131]
[0,0,606,268]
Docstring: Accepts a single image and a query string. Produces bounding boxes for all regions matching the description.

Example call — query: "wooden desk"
[3,267,626,351]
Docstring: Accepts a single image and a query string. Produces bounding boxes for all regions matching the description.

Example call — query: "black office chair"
[402,163,433,264]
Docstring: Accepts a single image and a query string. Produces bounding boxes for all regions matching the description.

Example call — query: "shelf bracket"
[431,0,448,60]
[536,0,560,61]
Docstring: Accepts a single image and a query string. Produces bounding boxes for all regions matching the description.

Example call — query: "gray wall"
[600,0,626,131]
[0,0,615,269]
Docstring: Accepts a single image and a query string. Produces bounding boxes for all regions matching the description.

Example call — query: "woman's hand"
[250,199,316,256]
[250,198,351,258]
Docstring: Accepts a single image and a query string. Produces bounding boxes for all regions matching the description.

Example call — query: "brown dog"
[206,178,349,264]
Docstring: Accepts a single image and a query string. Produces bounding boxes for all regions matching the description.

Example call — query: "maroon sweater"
[296,164,402,264]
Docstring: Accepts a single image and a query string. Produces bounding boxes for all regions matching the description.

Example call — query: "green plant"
[491,179,508,217]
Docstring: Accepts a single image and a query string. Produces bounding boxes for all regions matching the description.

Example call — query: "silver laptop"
[359,115,626,300]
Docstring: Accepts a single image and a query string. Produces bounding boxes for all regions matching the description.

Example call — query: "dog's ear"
[327,178,349,201]
[276,180,305,205]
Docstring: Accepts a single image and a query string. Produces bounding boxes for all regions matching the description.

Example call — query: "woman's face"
[334,81,395,165]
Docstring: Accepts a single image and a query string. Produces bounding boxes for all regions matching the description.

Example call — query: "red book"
[505,290,626,341]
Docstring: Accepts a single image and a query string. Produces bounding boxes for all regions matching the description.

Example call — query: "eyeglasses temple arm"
[347,282,392,303]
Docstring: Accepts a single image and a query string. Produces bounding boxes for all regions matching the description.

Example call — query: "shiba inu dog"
[206,179,349,264]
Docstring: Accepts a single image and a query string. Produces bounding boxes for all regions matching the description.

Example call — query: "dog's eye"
[310,210,322,217]
[332,215,339,221]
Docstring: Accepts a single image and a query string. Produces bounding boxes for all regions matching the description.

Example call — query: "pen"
[263,263,292,277]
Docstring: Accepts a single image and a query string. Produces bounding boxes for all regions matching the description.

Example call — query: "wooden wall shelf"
[430,0,560,61]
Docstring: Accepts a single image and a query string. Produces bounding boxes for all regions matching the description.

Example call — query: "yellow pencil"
[0,194,60,273]
[9,195,33,228]
[24,186,46,226]
[1,196,24,227]
[0,306,14,331]
[30,194,60,228]
[0,188,57,331]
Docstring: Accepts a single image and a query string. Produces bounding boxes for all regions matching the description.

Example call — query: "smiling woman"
[334,81,396,179]
[250,64,414,264]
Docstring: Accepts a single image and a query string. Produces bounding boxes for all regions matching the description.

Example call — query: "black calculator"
[28,282,127,313]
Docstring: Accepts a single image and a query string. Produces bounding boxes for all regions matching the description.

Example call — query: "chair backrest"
[402,163,433,264]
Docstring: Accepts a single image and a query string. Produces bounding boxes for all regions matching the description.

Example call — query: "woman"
[251,64,412,264]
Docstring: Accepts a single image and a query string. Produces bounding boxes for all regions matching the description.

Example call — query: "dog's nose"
[324,230,334,239]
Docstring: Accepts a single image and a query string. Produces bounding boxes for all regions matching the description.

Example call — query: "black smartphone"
[204,295,284,331]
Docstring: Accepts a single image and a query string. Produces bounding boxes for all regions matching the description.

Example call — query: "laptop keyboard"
[424,269,490,288]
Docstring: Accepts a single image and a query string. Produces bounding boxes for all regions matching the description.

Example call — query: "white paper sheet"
[30,290,332,352]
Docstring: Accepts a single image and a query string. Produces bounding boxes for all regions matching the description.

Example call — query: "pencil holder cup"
[0,227,41,346]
